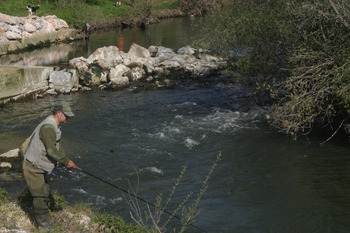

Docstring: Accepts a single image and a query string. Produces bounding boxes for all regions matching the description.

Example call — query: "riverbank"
[0,188,144,232]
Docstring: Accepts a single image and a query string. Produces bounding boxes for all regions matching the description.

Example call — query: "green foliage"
[270,0,350,138]
[92,214,144,233]
[0,188,9,202]
[196,0,350,139]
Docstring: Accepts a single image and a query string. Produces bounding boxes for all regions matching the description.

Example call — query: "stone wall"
[0,12,81,55]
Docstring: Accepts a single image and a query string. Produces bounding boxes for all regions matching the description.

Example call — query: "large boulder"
[128,43,151,58]
[88,46,126,67]
[109,76,129,89]
[49,69,79,93]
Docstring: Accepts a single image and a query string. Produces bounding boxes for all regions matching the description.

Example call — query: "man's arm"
[39,124,70,166]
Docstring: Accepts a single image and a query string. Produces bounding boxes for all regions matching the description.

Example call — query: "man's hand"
[67,160,76,168]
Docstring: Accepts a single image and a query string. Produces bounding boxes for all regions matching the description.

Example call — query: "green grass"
[0,0,179,27]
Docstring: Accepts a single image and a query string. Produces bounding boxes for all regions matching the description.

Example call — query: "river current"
[1,17,350,233]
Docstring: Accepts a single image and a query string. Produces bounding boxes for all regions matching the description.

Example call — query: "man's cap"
[53,102,75,117]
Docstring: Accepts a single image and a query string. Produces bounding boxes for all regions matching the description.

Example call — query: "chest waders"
[22,116,59,230]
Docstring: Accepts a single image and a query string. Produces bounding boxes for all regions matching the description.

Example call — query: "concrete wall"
[0,65,53,104]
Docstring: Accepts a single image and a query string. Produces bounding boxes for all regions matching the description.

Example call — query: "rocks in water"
[0,162,12,173]
[0,148,21,173]
[67,43,226,91]
[0,149,20,162]
[49,69,79,93]
[0,43,226,102]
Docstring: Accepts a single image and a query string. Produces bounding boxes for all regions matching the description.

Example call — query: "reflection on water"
[0,17,203,67]
[0,43,74,66]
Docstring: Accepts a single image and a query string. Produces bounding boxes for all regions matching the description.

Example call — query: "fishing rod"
[73,166,207,233]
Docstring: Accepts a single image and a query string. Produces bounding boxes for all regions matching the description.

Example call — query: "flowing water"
[1,17,350,233]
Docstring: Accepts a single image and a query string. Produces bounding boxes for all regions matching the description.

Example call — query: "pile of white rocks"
[0,12,75,55]
[47,43,227,94]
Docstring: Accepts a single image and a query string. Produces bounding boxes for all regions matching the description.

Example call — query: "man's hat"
[62,102,75,117]
[54,102,75,117]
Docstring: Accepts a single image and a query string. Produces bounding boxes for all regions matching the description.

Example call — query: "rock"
[193,65,211,78]
[69,57,92,71]
[123,54,153,68]
[156,46,175,56]
[126,67,146,82]
[128,43,151,58]
[156,46,177,61]
[148,45,158,57]
[164,79,176,88]
[5,31,21,40]
[0,148,20,162]
[177,46,195,55]
[49,69,79,93]
[88,46,125,65]
[109,76,129,89]
[197,54,221,62]
[143,63,155,75]
[0,162,12,173]
[89,63,107,84]
[23,22,37,33]
[160,59,182,69]
[109,64,130,80]
[146,76,154,82]
[46,88,58,95]
[0,13,17,25]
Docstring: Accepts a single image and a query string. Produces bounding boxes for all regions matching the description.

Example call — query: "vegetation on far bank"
[196,0,350,140]
[0,0,224,28]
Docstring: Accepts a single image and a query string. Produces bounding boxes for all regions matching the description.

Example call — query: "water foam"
[184,137,200,149]
[72,188,88,195]
[140,166,164,175]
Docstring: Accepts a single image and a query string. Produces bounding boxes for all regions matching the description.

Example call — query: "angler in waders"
[22,102,76,231]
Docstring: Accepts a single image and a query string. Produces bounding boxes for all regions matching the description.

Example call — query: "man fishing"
[22,102,76,230]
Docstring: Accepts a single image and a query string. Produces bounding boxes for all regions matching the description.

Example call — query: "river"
[1,17,350,233]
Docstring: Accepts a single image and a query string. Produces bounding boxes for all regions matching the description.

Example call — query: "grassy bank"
[0,0,180,28]
[0,188,144,232]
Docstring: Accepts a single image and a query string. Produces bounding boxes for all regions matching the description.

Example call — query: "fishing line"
[74,166,207,232]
